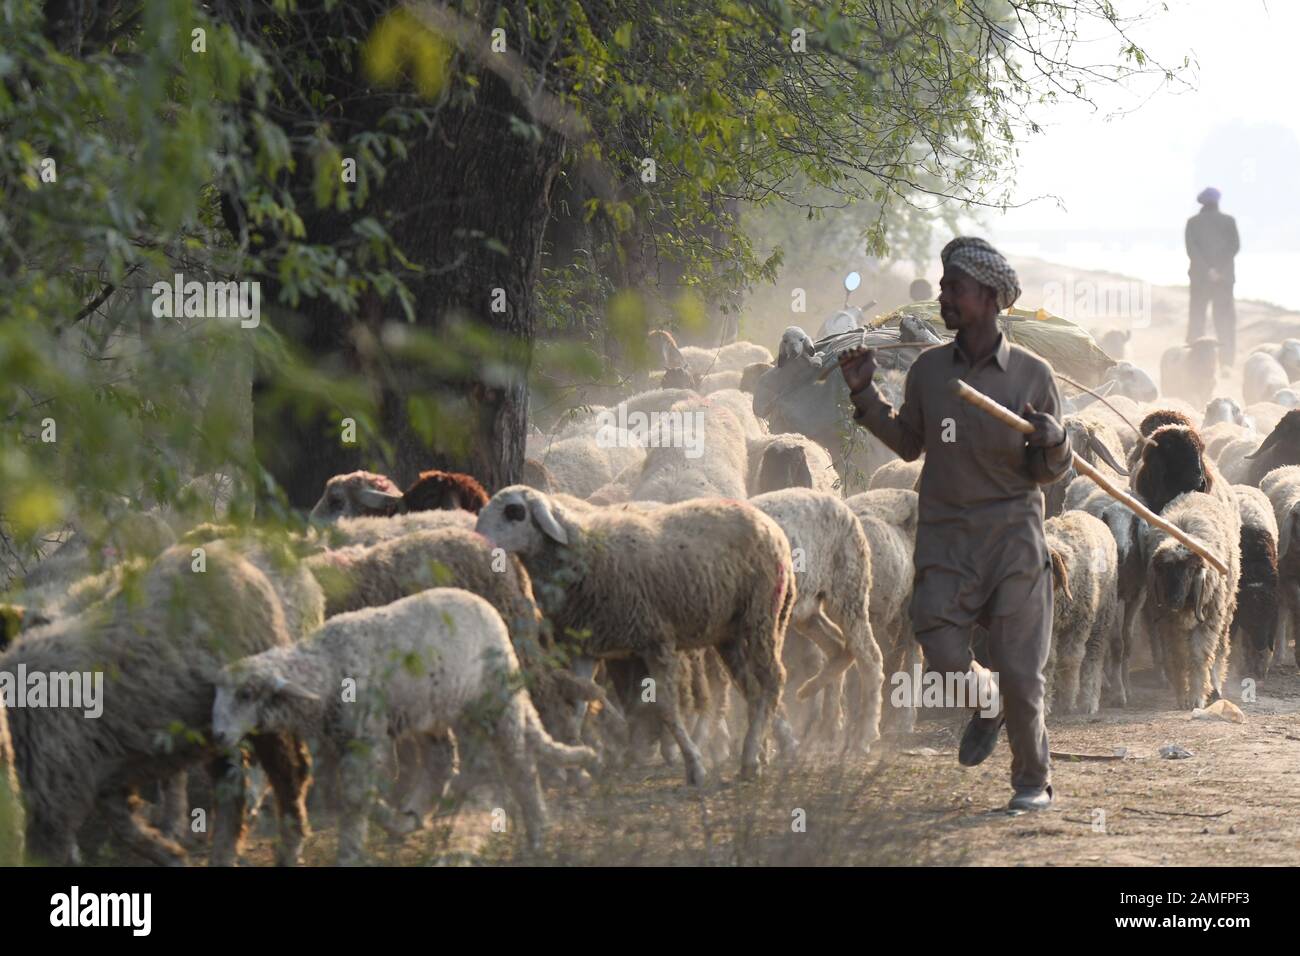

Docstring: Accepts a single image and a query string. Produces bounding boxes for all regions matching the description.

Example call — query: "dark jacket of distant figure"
[1185,206,1240,284]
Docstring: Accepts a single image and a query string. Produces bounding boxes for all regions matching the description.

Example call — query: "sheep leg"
[207,751,249,867]
[1101,600,1129,708]
[568,655,597,744]
[835,606,884,753]
[249,732,312,867]
[645,646,707,786]
[715,638,778,781]
[1078,615,1109,715]
[103,786,188,867]
[157,772,190,844]
[337,737,382,866]
[489,704,548,852]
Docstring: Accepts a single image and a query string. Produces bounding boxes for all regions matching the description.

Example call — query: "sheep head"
[661,366,701,391]
[308,471,402,523]
[647,329,686,370]
[1103,361,1157,402]
[1133,425,1208,515]
[756,441,814,494]
[739,361,774,394]
[476,486,571,557]
[1244,410,1300,469]
[213,658,320,748]
[777,326,817,368]
[402,469,489,515]
[1203,397,1246,428]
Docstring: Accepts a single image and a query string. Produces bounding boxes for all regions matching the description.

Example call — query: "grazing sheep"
[522,458,555,493]
[1261,466,1300,667]
[631,398,750,503]
[307,471,403,523]
[649,329,774,377]
[1228,410,1300,486]
[1230,485,1280,679]
[531,433,646,500]
[750,490,884,750]
[701,370,743,394]
[868,458,923,491]
[400,470,490,514]
[1202,421,1253,462]
[1143,491,1240,709]
[214,589,598,860]
[1043,512,1119,715]
[476,487,797,784]
[844,490,918,731]
[1252,339,1300,382]
[1160,338,1220,409]
[1103,361,1158,403]
[0,700,20,866]
[1243,352,1291,407]
[322,509,476,548]
[19,510,177,597]
[747,434,838,496]
[3,543,310,866]
[705,388,769,441]
[1203,397,1251,429]
[1130,424,1227,516]
[1067,480,1144,706]
[1099,329,1130,360]
[1245,401,1287,436]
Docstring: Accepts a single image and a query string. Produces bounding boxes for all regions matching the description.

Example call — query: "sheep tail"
[524,702,599,769]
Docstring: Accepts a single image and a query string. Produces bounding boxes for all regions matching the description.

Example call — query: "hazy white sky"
[985,0,1300,309]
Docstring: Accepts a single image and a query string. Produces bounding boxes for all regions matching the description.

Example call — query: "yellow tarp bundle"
[870,301,1117,386]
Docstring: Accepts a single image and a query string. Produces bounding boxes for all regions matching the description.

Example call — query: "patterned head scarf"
[940,236,1021,311]
[1197,187,1221,205]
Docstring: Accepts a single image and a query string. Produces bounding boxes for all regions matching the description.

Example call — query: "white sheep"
[1043,512,1119,715]
[535,431,647,500]
[323,509,476,548]
[1243,352,1291,407]
[750,489,884,751]
[700,370,743,394]
[844,489,918,730]
[747,433,838,496]
[868,458,923,491]
[213,588,598,861]
[1261,465,1300,667]
[475,486,797,784]
[2,542,310,866]
[1142,490,1241,709]
[630,397,750,503]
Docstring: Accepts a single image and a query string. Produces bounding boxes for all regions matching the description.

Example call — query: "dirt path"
[233,657,1300,867]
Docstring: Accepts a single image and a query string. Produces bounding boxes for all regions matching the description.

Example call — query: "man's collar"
[952,330,1010,371]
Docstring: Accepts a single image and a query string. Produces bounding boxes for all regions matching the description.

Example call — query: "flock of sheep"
[3,320,1300,867]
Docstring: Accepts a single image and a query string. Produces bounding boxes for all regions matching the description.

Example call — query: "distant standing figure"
[908,278,934,301]
[1185,186,1240,372]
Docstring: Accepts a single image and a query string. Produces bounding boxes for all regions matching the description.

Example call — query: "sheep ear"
[272,676,320,702]
[1243,428,1281,460]
[528,495,569,545]
[1049,549,1072,603]
[1193,566,1213,623]
[358,488,406,512]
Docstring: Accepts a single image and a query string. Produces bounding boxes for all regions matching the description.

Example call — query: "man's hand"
[1022,403,1065,448]
[838,346,877,394]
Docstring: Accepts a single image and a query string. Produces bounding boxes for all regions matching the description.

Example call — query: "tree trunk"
[243,55,563,508]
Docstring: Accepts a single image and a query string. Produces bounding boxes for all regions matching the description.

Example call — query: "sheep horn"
[1087,432,1129,477]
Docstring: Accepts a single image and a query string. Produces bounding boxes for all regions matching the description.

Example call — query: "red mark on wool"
[771,563,787,614]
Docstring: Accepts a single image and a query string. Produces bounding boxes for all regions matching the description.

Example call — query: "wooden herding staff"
[948,378,1230,577]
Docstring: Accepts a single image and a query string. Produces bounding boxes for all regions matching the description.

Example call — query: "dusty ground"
[223,652,1300,868]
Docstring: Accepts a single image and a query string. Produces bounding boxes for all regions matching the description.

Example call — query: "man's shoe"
[1008,785,1054,812]
[957,712,1004,767]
